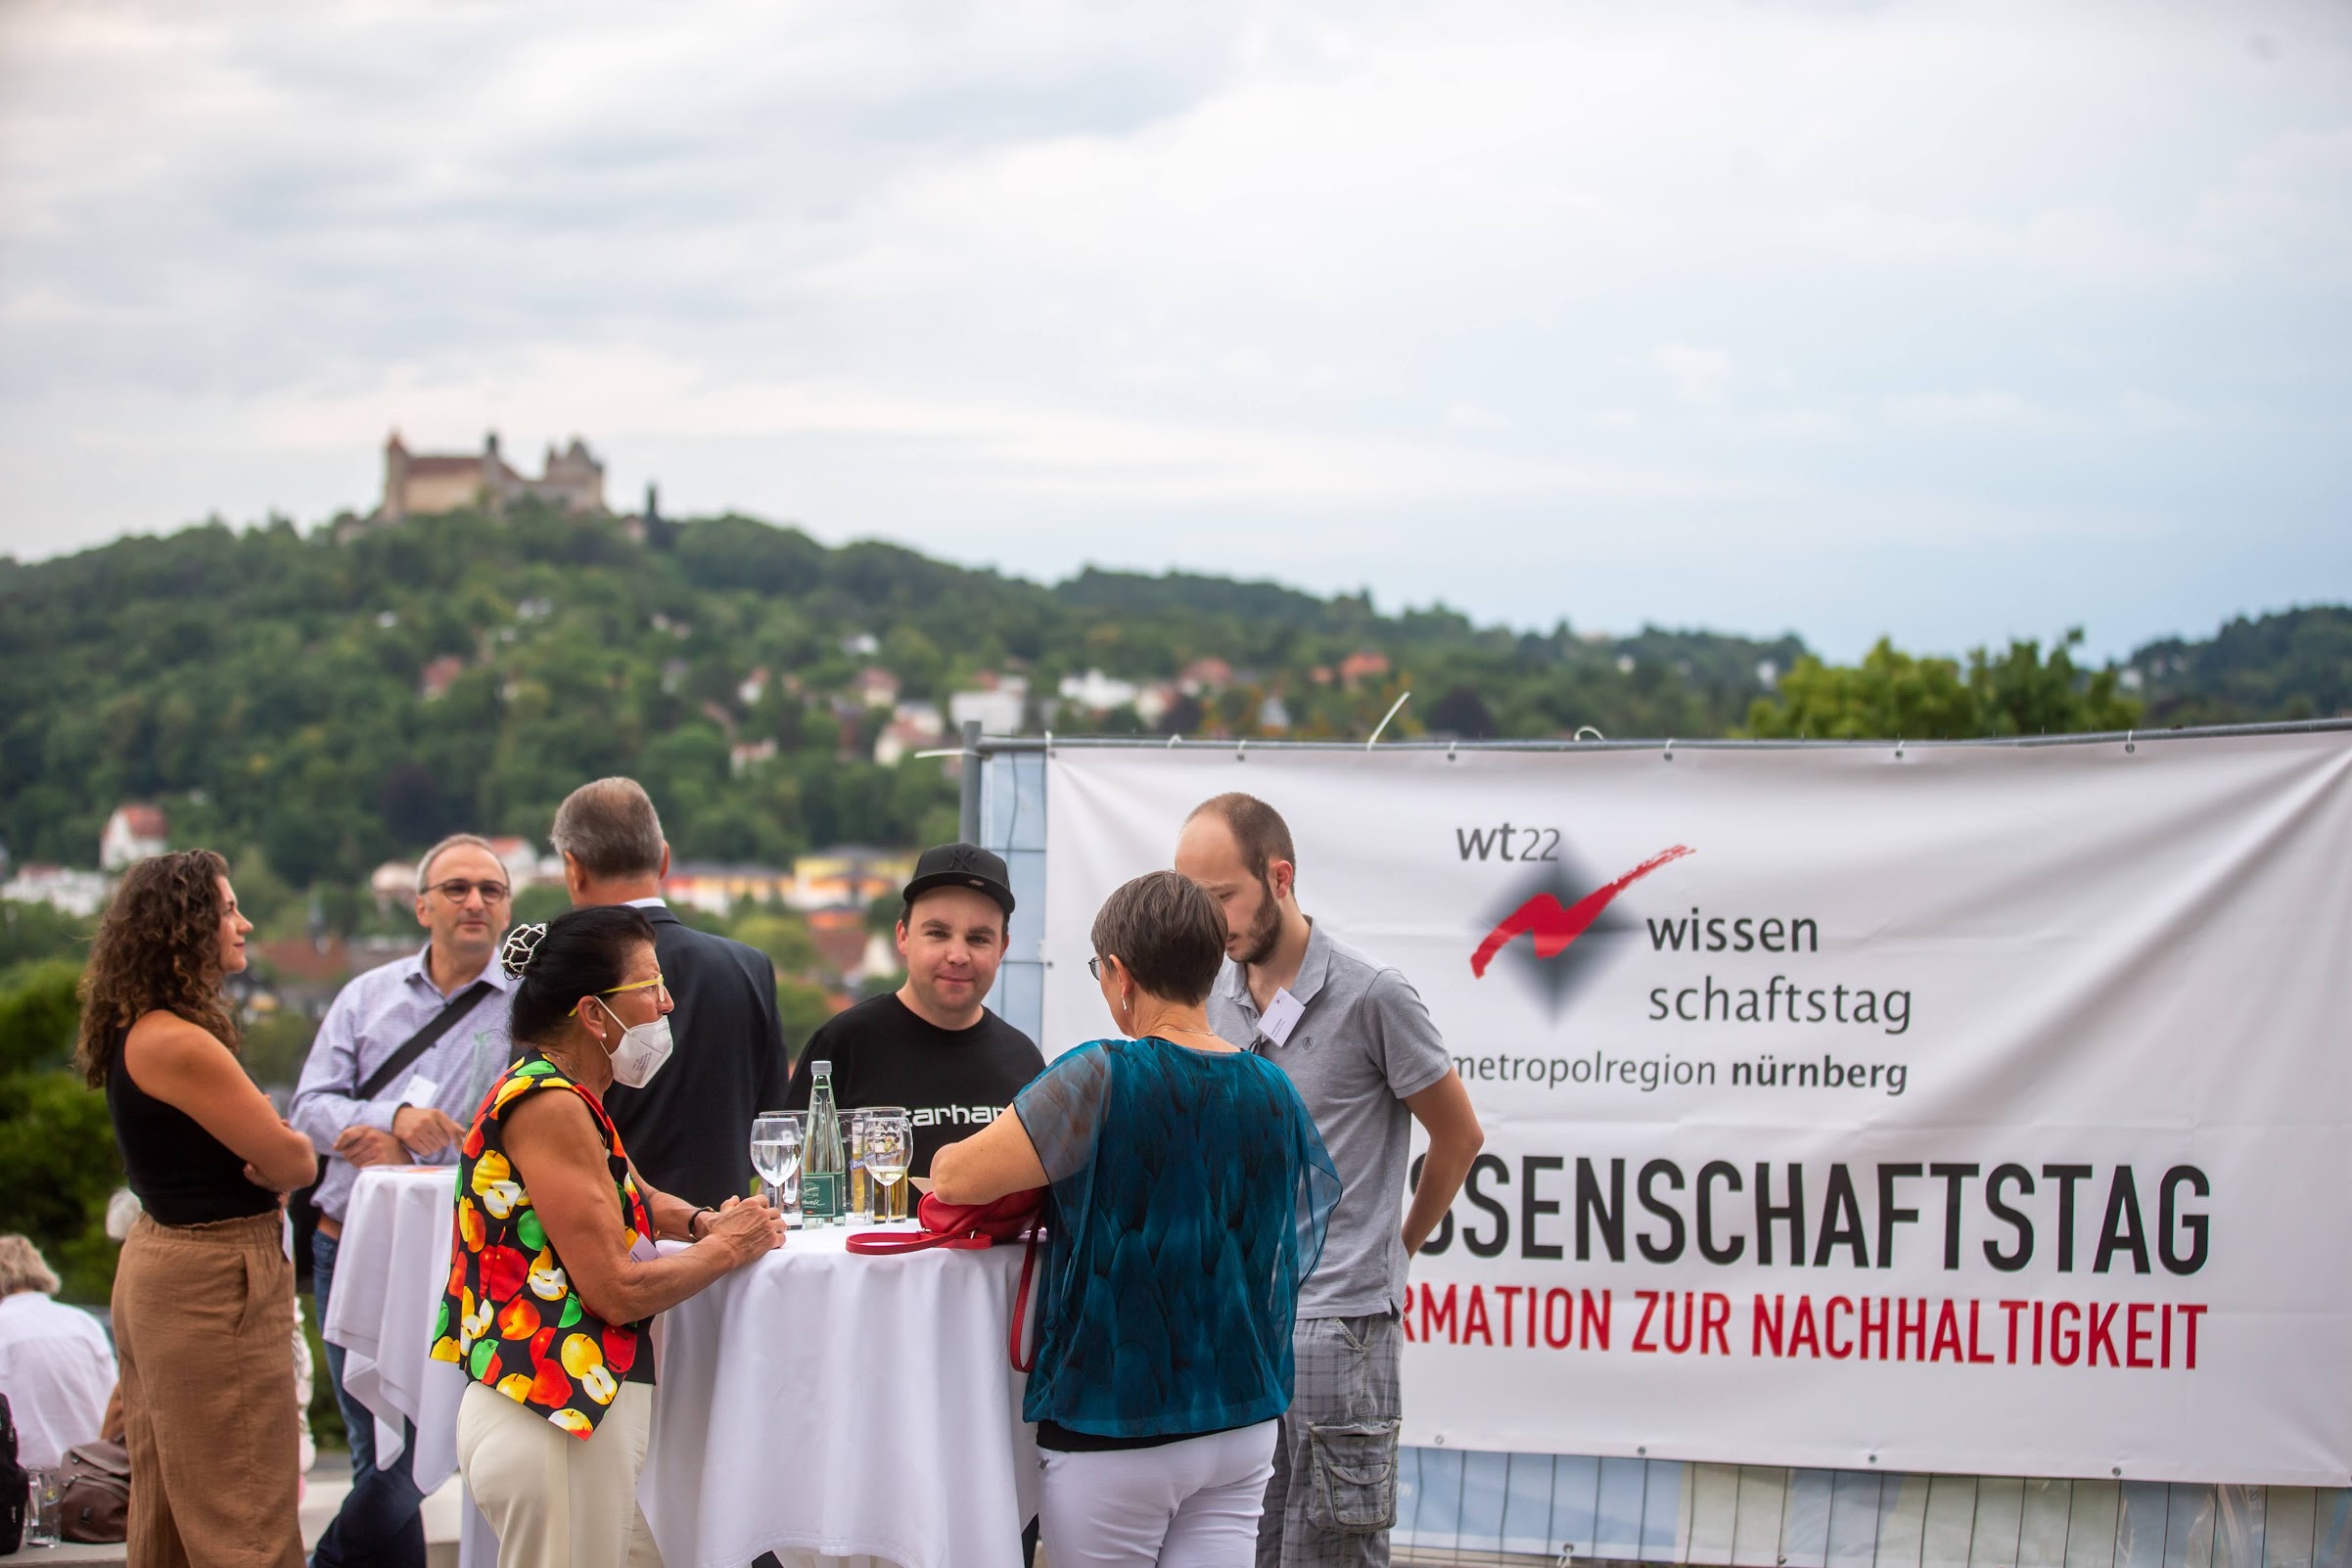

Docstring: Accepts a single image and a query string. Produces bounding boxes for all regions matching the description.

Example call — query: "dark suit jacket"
[601,902,789,1209]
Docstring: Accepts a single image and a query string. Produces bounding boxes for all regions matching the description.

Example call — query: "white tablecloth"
[319,1167,469,1486]
[326,1167,1041,1568]
[319,1166,497,1567]
[641,1225,1040,1568]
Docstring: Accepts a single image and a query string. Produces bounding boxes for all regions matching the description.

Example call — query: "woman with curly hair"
[77,849,317,1568]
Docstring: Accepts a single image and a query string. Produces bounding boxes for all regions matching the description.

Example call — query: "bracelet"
[689,1207,715,1240]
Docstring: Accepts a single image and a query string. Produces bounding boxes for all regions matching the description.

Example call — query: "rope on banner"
[1447,740,1458,762]
[1235,737,1249,763]
[1662,738,1675,762]
[1895,737,1907,761]
[1575,725,1605,742]
[1365,689,1412,750]
[2126,728,2138,755]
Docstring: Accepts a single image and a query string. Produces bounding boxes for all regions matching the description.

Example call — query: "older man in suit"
[552,777,790,1208]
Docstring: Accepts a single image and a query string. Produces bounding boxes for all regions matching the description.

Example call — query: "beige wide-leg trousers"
[456,1381,663,1568]
[112,1210,304,1568]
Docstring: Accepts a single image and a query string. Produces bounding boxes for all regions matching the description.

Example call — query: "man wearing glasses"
[290,831,516,1568]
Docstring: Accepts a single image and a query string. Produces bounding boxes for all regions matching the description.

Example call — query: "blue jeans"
[313,1228,428,1568]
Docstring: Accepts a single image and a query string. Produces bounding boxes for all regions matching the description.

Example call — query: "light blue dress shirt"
[287,945,514,1222]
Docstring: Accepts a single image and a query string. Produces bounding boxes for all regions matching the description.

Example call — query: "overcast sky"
[2,1,2345,661]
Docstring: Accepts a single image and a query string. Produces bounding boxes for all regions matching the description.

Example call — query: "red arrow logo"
[1470,845,1694,978]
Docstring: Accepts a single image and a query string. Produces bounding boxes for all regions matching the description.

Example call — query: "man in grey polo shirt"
[1178,793,1486,1568]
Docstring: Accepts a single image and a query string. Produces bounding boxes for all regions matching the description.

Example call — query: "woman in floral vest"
[435,906,781,1568]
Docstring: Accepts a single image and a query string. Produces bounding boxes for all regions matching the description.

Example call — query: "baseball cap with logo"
[902,842,1016,918]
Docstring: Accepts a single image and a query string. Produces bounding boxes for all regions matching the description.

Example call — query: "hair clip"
[499,922,549,978]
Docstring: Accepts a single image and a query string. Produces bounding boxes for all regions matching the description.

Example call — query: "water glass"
[24,1465,63,1546]
[750,1112,805,1227]
[860,1108,913,1223]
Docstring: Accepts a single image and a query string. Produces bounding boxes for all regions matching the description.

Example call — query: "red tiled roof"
[115,804,167,837]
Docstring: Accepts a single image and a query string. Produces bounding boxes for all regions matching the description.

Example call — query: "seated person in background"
[933,870,1338,1568]
[0,1234,116,1470]
[787,843,1043,1182]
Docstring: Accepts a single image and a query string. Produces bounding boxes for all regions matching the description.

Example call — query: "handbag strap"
[356,979,498,1101]
[844,1228,993,1255]
[1007,1222,1041,1373]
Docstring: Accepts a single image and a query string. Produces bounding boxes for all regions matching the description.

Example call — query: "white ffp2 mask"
[593,998,674,1088]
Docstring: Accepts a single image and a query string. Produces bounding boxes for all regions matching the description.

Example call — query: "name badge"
[400,1074,439,1108]
[1259,988,1306,1047]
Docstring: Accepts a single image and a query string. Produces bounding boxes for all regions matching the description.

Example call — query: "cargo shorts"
[1258,1312,1403,1568]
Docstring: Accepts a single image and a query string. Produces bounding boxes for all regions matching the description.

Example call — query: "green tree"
[730,910,823,980]
[0,959,81,1075]
[0,903,93,971]
[775,977,838,1060]
[1744,633,2142,741]
[0,963,122,1303]
[1743,640,1979,740]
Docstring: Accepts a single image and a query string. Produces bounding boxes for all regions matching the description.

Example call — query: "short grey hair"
[0,1234,61,1296]
[1089,871,1227,1007]
[415,833,501,895]
[551,777,667,880]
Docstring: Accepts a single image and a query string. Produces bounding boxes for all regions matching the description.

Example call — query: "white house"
[369,860,418,909]
[101,805,168,871]
[949,676,1028,736]
[1057,669,1141,714]
[484,837,550,891]
[0,865,111,917]
[873,703,946,767]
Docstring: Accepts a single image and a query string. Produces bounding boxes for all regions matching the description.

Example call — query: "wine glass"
[750,1112,804,1227]
[861,1108,912,1223]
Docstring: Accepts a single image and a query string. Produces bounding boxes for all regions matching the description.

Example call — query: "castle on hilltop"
[379,430,607,521]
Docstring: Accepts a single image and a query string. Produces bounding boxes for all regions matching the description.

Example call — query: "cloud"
[1649,346,1735,406]
[0,0,2347,661]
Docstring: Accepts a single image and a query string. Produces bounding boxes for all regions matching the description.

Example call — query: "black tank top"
[106,1026,281,1226]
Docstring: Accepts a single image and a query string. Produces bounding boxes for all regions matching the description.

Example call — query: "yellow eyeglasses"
[576,973,667,1016]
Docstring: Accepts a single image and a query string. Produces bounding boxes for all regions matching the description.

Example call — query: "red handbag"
[848,1188,1047,1371]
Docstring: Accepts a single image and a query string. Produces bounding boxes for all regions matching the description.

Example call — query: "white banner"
[1038,733,2352,1486]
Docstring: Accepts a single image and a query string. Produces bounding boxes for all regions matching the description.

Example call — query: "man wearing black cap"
[784,842,1044,1180]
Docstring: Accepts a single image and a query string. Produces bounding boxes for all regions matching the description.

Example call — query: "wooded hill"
[0,504,2340,899]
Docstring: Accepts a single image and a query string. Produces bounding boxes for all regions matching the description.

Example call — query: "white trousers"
[456,1382,663,1568]
[1039,1421,1279,1568]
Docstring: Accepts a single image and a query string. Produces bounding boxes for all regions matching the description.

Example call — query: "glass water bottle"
[804,1060,847,1224]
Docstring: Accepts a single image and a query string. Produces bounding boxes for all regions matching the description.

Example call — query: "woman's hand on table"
[703,1194,785,1266]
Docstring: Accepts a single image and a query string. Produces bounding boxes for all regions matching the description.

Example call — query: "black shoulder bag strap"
[356,978,498,1101]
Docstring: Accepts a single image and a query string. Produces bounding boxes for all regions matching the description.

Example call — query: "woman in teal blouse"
[934,870,1338,1568]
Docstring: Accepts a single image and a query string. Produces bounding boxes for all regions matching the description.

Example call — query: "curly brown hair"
[74,849,242,1087]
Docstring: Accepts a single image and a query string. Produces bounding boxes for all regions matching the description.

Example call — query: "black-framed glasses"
[429,879,512,903]
[1087,955,1114,981]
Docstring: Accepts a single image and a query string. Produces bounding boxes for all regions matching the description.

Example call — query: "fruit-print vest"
[431,1053,654,1439]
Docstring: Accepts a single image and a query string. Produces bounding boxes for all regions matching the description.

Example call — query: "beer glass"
[847,1110,875,1222]
[862,1108,913,1223]
[24,1466,63,1546]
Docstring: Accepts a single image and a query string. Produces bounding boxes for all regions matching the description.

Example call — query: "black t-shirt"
[783,992,1046,1177]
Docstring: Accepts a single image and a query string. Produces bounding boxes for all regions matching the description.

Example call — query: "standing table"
[318,1166,498,1567]
[325,1166,1040,1568]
